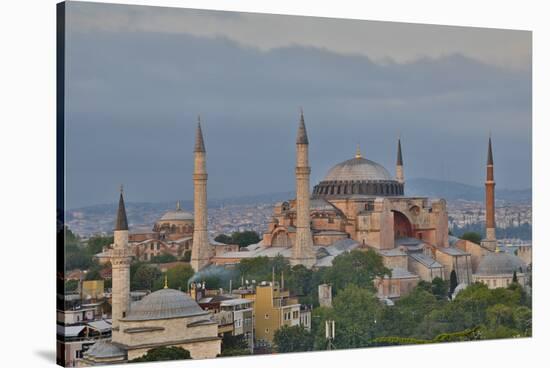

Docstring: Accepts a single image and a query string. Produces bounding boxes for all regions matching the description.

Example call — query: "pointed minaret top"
[194,116,206,152]
[296,109,309,145]
[487,136,494,165]
[397,138,404,166]
[115,185,128,231]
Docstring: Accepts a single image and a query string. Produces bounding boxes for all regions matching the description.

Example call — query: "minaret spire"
[115,185,128,231]
[195,116,206,152]
[396,137,405,187]
[191,117,211,272]
[291,109,316,268]
[481,136,497,251]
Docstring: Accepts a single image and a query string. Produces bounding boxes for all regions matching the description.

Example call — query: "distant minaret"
[291,110,316,268]
[396,137,404,184]
[110,186,132,331]
[481,137,497,251]
[191,117,211,272]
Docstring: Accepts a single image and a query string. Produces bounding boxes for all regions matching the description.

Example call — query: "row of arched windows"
[313,181,404,197]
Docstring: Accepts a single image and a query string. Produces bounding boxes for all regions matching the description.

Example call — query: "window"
[292,311,299,319]
[264,313,270,320]
[265,328,269,333]
[150,243,154,250]
[157,243,160,250]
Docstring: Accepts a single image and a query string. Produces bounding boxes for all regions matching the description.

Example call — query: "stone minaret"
[291,110,316,268]
[481,137,497,251]
[110,186,132,331]
[191,117,211,272]
[396,137,404,184]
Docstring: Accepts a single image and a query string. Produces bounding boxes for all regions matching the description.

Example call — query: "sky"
[64,1,532,209]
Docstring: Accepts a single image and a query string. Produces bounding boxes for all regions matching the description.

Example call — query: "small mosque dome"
[324,156,393,182]
[124,288,206,321]
[159,201,193,221]
[84,340,126,359]
[475,252,526,276]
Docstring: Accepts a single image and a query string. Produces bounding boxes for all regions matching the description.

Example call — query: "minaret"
[481,137,497,251]
[291,110,316,268]
[191,117,211,272]
[396,137,404,184]
[110,185,132,332]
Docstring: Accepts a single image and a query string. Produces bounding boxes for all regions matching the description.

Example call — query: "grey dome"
[85,341,125,359]
[475,252,526,276]
[124,288,206,321]
[324,157,392,181]
[160,209,193,221]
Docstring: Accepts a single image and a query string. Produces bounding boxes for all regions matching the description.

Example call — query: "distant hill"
[406,178,531,202]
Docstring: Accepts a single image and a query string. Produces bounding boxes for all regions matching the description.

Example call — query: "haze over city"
[65,2,532,208]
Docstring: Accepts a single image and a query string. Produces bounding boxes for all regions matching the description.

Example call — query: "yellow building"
[239,282,302,347]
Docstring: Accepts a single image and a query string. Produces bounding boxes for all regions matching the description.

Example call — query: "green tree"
[431,277,449,300]
[214,234,233,244]
[460,232,482,245]
[219,334,251,356]
[512,271,518,283]
[313,285,382,349]
[274,325,314,353]
[132,263,162,290]
[150,252,177,264]
[162,264,195,291]
[513,306,532,336]
[86,235,113,255]
[131,347,191,362]
[182,250,191,262]
[324,250,390,293]
[65,279,79,293]
[449,270,458,297]
[231,231,261,248]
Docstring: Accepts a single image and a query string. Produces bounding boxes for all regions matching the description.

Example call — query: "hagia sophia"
[84,111,529,363]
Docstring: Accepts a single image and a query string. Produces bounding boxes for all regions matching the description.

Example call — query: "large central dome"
[312,150,403,199]
[324,157,392,182]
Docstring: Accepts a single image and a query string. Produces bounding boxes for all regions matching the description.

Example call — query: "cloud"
[66,1,531,70]
[63,4,532,208]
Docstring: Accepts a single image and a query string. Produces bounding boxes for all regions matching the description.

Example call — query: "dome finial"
[164,274,168,289]
[355,143,362,159]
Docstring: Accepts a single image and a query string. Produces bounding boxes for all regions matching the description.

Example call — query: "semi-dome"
[124,288,207,321]
[475,252,526,276]
[324,157,393,182]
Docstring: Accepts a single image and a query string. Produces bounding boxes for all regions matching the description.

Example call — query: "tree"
[182,250,191,262]
[512,271,518,283]
[313,285,382,349]
[231,231,261,248]
[274,325,314,353]
[219,334,251,356]
[132,263,162,290]
[131,346,191,362]
[460,232,482,245]
[86,235,113,255]
[214,234,233,244]
[65,279,79,293]
[431,277,449,299]
[163,264,195,291]
[324,250,390,293]
[150,252,177,264]
[449,270,458,297]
